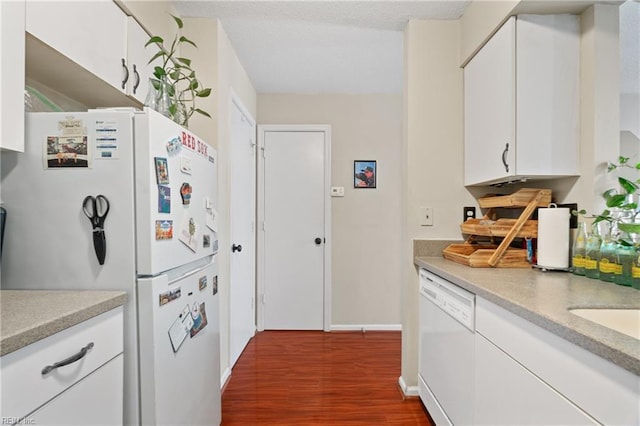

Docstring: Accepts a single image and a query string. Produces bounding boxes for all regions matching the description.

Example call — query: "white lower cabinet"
[29,354,123,425]
[0,307,124,425]
[474,297,639,426]
[474,333,596,425]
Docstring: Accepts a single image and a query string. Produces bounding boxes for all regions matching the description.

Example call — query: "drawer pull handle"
[41,342,95,375]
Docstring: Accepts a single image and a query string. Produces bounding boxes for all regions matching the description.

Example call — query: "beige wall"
[459,0,519,65]
[401,19,474,391]
[401,3,622,393]
[257,94,403,327]
[549,4,621,215]
[118,0,177,42]
[212,22,257,381]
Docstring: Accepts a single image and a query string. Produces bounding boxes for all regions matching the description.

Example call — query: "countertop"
[0,290,127,356]
[415,257,640,376]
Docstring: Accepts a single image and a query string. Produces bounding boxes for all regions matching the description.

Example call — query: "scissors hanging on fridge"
[83,195,110,265]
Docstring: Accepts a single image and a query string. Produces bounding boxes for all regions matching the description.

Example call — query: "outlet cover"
[464,206,476,222]
[420,207,434,226]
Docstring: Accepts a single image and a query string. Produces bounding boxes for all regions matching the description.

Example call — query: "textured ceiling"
[173,0,639,95]
[172,1,470,93]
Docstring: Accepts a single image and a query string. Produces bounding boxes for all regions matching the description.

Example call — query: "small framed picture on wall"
[354,160,376,188]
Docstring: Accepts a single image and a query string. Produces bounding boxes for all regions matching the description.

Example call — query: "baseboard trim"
[220,367,232,391]
[330,324,402,332]
[398,376,420,397]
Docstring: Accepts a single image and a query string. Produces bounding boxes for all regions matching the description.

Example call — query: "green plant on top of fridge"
[145,14,212,127]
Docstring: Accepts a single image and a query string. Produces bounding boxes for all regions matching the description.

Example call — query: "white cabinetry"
[475,297,640,425]
[474,334,596,425]
[464,15,580,186]
[26,1,128,95]
[0,0,25,152]
[0,307,124,425]
[25,1,152,106]
[126,17,154,103]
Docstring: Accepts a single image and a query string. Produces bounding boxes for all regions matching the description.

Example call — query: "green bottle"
[632,248,640,290]
[614,242,634,286]
[572,221,587,276]
[584,225,601,279]
[599,233,618,283]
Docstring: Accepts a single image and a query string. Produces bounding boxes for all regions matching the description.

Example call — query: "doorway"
[257,125,332,331]
[229,93,256,367]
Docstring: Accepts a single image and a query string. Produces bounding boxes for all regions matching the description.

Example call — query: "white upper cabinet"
[126,17,154,103]
[26,0,128,97]
[1,0,26,152]
[464,15,580,186]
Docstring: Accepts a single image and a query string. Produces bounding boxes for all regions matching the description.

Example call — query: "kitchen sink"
[569,308,640,340]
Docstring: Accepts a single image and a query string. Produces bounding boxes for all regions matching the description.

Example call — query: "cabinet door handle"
[501,143,510,173]
[121,58,129,90]
[41,342,95,375]
[133,64,140,94]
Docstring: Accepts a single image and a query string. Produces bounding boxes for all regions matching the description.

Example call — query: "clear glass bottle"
[598,222,618,283]
[614,242,634,286]
[572,221,587,276]
[144,77,171,118]
[584,223,601,279]
[632,248,640,290]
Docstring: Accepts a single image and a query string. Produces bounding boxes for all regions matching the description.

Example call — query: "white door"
[229,96,256,366]
[258,126,331,330]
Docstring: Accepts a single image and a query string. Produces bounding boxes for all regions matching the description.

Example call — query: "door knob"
[232,244,243,253]
[314,238,322,245]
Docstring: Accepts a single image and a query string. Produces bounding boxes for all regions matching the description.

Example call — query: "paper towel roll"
[537,204,570,269]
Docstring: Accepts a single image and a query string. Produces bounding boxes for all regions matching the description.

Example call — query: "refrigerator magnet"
[44,135,90,169]
[166,136,182,154]
[180,155,192,174]
[212,276,218,296]
[206,207,218,232]
[190,302,208,337]
[159,287,181,306]
[168,305,194,353]
[198,275,207,291]
[154,157,169,184]
[94,120,119,160]
[203,234,211,248]
[180,182,192,205]
[156,220,173,240]
[158,186,171,213]
[179,216,199,252]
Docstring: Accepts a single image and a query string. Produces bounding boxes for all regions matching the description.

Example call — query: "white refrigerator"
[0,108,221,425]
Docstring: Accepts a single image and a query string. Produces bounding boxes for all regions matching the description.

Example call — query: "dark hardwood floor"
[221,330,434,425]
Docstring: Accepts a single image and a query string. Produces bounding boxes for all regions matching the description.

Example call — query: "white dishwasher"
[418,268,475,426]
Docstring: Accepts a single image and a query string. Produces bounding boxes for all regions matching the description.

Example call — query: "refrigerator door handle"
[167,261,213,285]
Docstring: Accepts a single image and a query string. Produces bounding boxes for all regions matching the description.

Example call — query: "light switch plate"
[331,186,345,197]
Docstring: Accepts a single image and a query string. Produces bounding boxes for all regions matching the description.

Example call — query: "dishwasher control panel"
[419,268,475,331]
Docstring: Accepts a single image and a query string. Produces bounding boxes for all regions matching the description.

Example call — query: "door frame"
[256,124,332,332]
[228,90,257,367]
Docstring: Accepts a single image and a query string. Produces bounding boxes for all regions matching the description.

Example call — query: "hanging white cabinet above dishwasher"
[464,14,580,186]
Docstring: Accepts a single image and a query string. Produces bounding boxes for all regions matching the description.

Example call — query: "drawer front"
[29,355,123,425]
[1,307,123,420]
